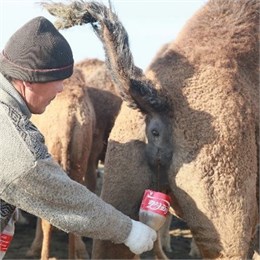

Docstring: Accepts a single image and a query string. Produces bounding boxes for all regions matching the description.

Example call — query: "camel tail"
[42,0,169,114]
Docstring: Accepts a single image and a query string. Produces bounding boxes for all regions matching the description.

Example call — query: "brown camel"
[76,59,122,193]
[43,0,259,259]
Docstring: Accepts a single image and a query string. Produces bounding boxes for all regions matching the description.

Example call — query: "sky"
[0,0,206,70]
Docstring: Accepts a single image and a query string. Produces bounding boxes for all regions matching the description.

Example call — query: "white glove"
[123,219,157,255]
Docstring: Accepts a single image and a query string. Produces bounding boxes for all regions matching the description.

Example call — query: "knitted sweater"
[0,73,132,243]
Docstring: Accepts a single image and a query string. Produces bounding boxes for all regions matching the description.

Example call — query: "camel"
[42,0,259,259]
[76,59,122,193]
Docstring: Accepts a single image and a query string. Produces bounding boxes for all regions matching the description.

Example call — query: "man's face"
[23,80,63,114]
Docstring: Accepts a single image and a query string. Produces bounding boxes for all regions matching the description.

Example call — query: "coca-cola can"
[139,189,171,231]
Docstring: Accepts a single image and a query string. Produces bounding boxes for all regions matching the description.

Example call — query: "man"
[0,16,156,257]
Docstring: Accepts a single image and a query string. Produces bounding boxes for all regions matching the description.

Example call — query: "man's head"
[0,16,74,82]
[0,16,74,114]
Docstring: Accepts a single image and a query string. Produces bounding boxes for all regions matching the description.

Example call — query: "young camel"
[43,0,259,259]
[76,59,122,193]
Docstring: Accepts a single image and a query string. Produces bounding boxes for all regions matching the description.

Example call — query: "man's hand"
[123,219,157,255]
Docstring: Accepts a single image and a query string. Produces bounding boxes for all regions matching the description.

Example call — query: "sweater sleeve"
[0,100,131,243]
[1,157,132,243]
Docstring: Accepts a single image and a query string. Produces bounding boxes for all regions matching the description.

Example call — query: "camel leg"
[68,233,76,259]
[189,238,201,258]
[26,217,43,257]
[159,214,172,253]
[75,235,89,259]
[68,233,89,259]
[153,234,169,260]
[41,219,52,260]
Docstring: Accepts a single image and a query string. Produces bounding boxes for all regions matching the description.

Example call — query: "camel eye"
[152,129,159,137]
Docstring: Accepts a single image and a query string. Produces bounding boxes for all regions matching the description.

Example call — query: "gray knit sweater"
[0,73,132,243]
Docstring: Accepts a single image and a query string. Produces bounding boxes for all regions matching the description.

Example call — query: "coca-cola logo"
[147,198,169,212]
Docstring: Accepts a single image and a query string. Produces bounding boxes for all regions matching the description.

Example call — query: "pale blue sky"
[0,0,206,70]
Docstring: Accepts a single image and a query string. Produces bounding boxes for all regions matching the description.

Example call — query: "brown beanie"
[0,16,74,82]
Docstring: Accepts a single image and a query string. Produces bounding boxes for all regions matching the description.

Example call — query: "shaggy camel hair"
[43,0,259,259]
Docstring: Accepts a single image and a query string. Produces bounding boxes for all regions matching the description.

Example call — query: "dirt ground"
[5,211,198,260]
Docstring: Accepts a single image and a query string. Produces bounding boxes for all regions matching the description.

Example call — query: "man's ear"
[23,81,33,89]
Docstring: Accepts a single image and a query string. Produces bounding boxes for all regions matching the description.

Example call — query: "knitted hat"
[0,16,74,82]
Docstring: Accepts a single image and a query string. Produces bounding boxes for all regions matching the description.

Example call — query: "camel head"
[42,0,174,187]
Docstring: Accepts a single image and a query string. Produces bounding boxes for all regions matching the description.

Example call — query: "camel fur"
[76,58,122,192]
[42,0,259,259]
